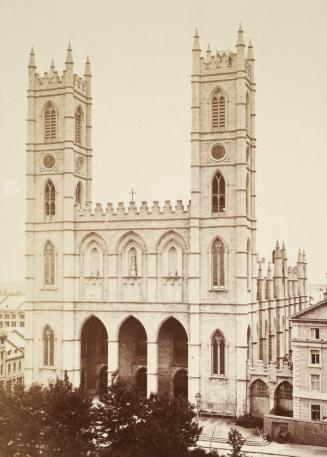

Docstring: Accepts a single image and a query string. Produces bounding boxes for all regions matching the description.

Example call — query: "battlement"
[28,45,91,95]
[74,200,191,220]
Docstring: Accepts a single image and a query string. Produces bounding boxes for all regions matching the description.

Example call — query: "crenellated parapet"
[74,200,191,220]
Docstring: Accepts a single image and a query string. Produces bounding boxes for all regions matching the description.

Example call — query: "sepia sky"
[0,0,326,287]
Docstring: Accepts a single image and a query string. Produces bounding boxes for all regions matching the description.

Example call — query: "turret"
[28,47,36,83]
[192,28,201,74]
[84,56,92,96]
[65,42,74,81]
[206,43,212,63]
[236,23,245,64]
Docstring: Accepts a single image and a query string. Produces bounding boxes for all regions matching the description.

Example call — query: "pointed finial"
[66,42,73,65]
[206,43,212,62]
[28,46,36,68]
[237,22,245,47]
[247,39,254,60]
[302,249,306,263]
[276,240,280,250]
[50,59,55,71]
[84,55,91,77]
[193,27,201,51]
[282,242,287,260]
[297,249,302,263]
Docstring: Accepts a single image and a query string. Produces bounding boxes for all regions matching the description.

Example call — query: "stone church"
[25,26,308,417]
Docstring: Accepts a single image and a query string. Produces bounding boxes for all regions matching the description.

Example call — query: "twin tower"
[25,27,259,416]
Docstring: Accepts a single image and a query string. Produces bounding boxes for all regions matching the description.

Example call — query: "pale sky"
[0,0,326,286]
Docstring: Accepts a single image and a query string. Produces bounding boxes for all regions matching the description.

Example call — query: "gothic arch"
[155,315,189,342]
[75,181,83,206]
[156,230,188,253]
[78,314,108,339]
[211,169,226,214]
[116,230,147,254]
[80,232,108,253]
[41,324,55,367]
[116,314,147,341]
[43,240,56,286]
[211,329,226,375]
[210,86,228,130]
[209,235,229,289]
[42,101,58,142]
[44,179,56,217]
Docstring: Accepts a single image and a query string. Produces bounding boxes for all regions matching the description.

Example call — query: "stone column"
[147,340,158,396]
[107,339,119,384]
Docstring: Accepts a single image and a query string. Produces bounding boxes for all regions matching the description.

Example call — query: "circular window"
[211,144,226,161]
[43,154,56,169]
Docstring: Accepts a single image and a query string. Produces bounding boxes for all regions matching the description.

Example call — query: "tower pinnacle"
[65,42,73,65]
[84,55,91,77]
[247,39,254,60]
[193,28,201,51]
[28,47,36,68]
[237,22,245,47]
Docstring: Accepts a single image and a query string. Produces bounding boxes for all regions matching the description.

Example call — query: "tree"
[42,373,96,457]
[227,428,246,457]
[95,378,203,457]
[0,383,45,457]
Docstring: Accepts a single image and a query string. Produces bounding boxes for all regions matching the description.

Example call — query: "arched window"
[75,181,82,206]
[128,247,138,276]
[212,238,225,287]
[212,93,226,129]
[168,246,178,276]
[89,247,99,277]
[247,239,251,290]
[44,241,55,286]
[44,180,56,216]
[44,102,57,141]
[43,326,54,366]
[246,173,250,217]
[212,330,225,375]
[75,106,82,145]
[212,172,225,213]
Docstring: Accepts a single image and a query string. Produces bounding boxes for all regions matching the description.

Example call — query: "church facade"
[25,27,308,417]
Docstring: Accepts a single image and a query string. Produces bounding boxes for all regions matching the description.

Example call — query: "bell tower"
[188,26,257,414]
[25,45,92,385]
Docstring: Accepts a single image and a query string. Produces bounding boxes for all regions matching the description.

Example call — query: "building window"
[212,172,226,213]
[212,330,225,375]
[44,102,57,141]
[44,241,55,286]
[75,181,82,206]
[89,247,100,277]
[75,106,82,145]
[167,246,178,276]
[128,247,138,277]
[211,238,225,287]
[212,94,226,129]
[310,328,320,340]
[311,374,320,392]
[44,180,56,216]
[311,404,321,421]
[310,350,321,365]
[43,326,54,367]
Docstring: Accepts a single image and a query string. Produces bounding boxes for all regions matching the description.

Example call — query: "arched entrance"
[174,369,188,399]
[158,317,188,398]
[80,316,108,395]
[118,316,147,388]
[250,379,270,418]
[135,366,147,395]
[275,381,293,416]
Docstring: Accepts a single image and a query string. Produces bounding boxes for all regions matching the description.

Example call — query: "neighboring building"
[24,26,308,418]
[0,329,24,389]
[264,295,327,446]
[0,294,25,329]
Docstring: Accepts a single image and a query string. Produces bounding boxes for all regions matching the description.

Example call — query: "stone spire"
[236,22,245,47]
[193,28,201,51]
[65,42,74,69]
[247,39,254,60]
[28,47,36,68]
[84,55,91,77]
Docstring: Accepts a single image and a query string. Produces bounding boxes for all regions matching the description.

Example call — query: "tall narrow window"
[75,106,82,145]
[246,173,250,217]
[168,246,178,276]
[44,180,56,216]
[247,326,252,361]
[44,241,55,286]
[212,238,225,287]
[43,326,54,366]
[246,93,250,133]
[212,172,225,213]
[75,181,82,206]
[128,247,138,276]
[212,93,226,129]
[247,239,251,290]
[44,102,57,141]
[89,247,100,277]
[212,330,225,375]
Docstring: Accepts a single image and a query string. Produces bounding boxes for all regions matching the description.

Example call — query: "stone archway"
[249,379,270,418]
[118,316,147,388]
[80,316,108,395]
[275,381,293,416]
[158,317,188,397]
